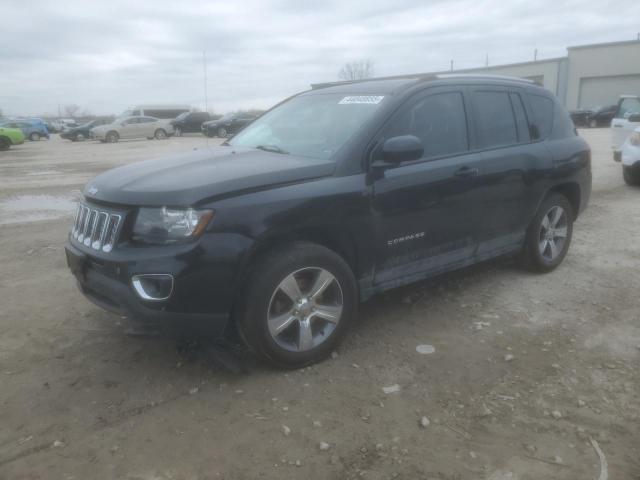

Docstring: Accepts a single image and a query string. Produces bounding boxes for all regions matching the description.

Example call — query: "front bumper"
[64,232,250,337]
[621,141,640,167]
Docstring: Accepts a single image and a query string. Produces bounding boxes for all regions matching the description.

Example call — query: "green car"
[0,126,26,151]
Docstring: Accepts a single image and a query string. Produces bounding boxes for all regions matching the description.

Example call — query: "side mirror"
[381,135,424,164]
[628,113,640,123]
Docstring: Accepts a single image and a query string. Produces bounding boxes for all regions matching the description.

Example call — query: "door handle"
[454,166,479,178]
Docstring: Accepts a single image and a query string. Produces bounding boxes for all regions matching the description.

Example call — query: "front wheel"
[217,127,227,138]
[29,132,40,141]
[174,127,182,137]
[237,242,357,368]
[623,166,640,186]
[75,133,85,141]
[154,129,167,140]
[0,138,9,151]
[105,132,119,143]
[521,193,574,272]
[588,118,598,128]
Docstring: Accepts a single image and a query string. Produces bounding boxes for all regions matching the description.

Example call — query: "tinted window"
[124,118,139,124]
[528,94,554,140]
[139,117,156,123]
[386,92,469,159]
[473,91,518,148]
[510,93,530,143]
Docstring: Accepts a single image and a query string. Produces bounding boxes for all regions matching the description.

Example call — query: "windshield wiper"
[255,144,289,155]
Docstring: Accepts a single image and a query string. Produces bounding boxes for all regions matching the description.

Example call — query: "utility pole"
[534,49,538,61]
[203,51,209,113]
[450,59,454,72]
[485,53,489,67]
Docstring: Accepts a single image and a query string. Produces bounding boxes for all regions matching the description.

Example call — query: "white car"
[91,115,174,143]
[621,127,640,185]
[611,95,640,161]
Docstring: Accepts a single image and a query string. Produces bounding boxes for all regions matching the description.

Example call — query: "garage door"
[578,75,640,108]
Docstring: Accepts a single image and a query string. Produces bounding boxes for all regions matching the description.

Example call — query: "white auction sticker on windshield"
[339,95,384,105]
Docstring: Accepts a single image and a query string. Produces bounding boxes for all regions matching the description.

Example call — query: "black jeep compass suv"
[65,74,591,367]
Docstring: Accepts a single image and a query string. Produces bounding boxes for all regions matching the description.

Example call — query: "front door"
[370,88,481,288]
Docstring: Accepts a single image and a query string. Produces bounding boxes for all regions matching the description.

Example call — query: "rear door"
[468,87,550,258]
[370,87,482,287]
[138,117,158,137]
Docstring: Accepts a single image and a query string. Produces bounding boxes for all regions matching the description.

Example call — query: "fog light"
[131,274,174,301]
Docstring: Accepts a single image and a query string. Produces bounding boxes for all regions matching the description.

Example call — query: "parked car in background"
[0,126,26,150]
[0,119,49,141]
[171,111,211,136]
[620,127,640,185]
[66,75,591,367]
[201,112,257,137]
[570,105,617,128]
[611,95,640,161]
[60,118,111,142]
[91,116,174,143]
[118,105,191,120]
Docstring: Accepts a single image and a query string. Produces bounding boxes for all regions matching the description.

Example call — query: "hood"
[84,146,335,206]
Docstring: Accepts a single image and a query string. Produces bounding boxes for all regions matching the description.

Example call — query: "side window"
[140,117,155,123]
[510,93,530,142]
[125,118,138,124]
[384,92,469,160]
[528,94,554,140]
[472,91,518,148]
[616,97,640,119]
[131,110,141,116]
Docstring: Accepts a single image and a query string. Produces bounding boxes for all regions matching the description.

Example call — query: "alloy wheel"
[267,267,343,352]
[538,205,568,261]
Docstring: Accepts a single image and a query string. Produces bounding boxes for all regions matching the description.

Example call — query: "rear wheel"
[217,127,227,138]
[105,131,119,143]
[174,127,182,137]
[238,242,357,368]
[623,166,640,186]
[29,132,40,141]
[589,118,598,128]
[0,137,9,151]
[75,133,85,141]
[521,193,574,272]
[154,129,167,140]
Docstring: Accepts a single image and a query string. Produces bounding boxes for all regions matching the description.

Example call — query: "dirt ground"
[0,130,638,480]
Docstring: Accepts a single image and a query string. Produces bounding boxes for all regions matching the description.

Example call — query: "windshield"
[175,112,189,120]
[229,93,385,160]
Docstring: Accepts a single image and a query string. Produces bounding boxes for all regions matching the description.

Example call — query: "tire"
[623,166,640,186]
[0,137,9,151]
[154,129,167,140]
[237,242,358,368]
[205,130,215,138]
[105,131,119,143]
[521,193,574,272]
[29,132,40,141]
[75,133,85,142]
[217,127,227,138]
[589,118,598,128]
[174,127,182,137]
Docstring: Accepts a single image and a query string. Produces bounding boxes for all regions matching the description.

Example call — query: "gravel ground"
[0,130,638,480]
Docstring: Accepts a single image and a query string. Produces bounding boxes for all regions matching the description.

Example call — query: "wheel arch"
[233,227,360,305]
[547,182,581,220]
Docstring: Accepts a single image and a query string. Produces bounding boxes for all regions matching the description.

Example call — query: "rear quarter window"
[528,94,554,140]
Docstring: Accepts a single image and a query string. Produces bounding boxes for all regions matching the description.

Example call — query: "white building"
[440,39,640,110]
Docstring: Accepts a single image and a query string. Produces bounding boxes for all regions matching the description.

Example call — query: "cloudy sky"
[1,0,639,117]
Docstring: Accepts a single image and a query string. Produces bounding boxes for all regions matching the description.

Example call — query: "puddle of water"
[0,195,76,225]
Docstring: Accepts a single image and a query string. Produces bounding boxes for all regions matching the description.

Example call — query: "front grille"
[71,203,122,253]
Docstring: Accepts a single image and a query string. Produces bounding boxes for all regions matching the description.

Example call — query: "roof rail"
[436,73,535,84]
[310,73,436,90]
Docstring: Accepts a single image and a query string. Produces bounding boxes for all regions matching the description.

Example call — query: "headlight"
[629,131,640,146]
[132,207,214,244]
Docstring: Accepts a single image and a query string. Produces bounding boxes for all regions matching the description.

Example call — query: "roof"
[567,39,640,51]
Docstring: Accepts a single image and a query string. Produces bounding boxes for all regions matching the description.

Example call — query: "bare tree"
[338,59,374,81]
[64,104,80,118]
